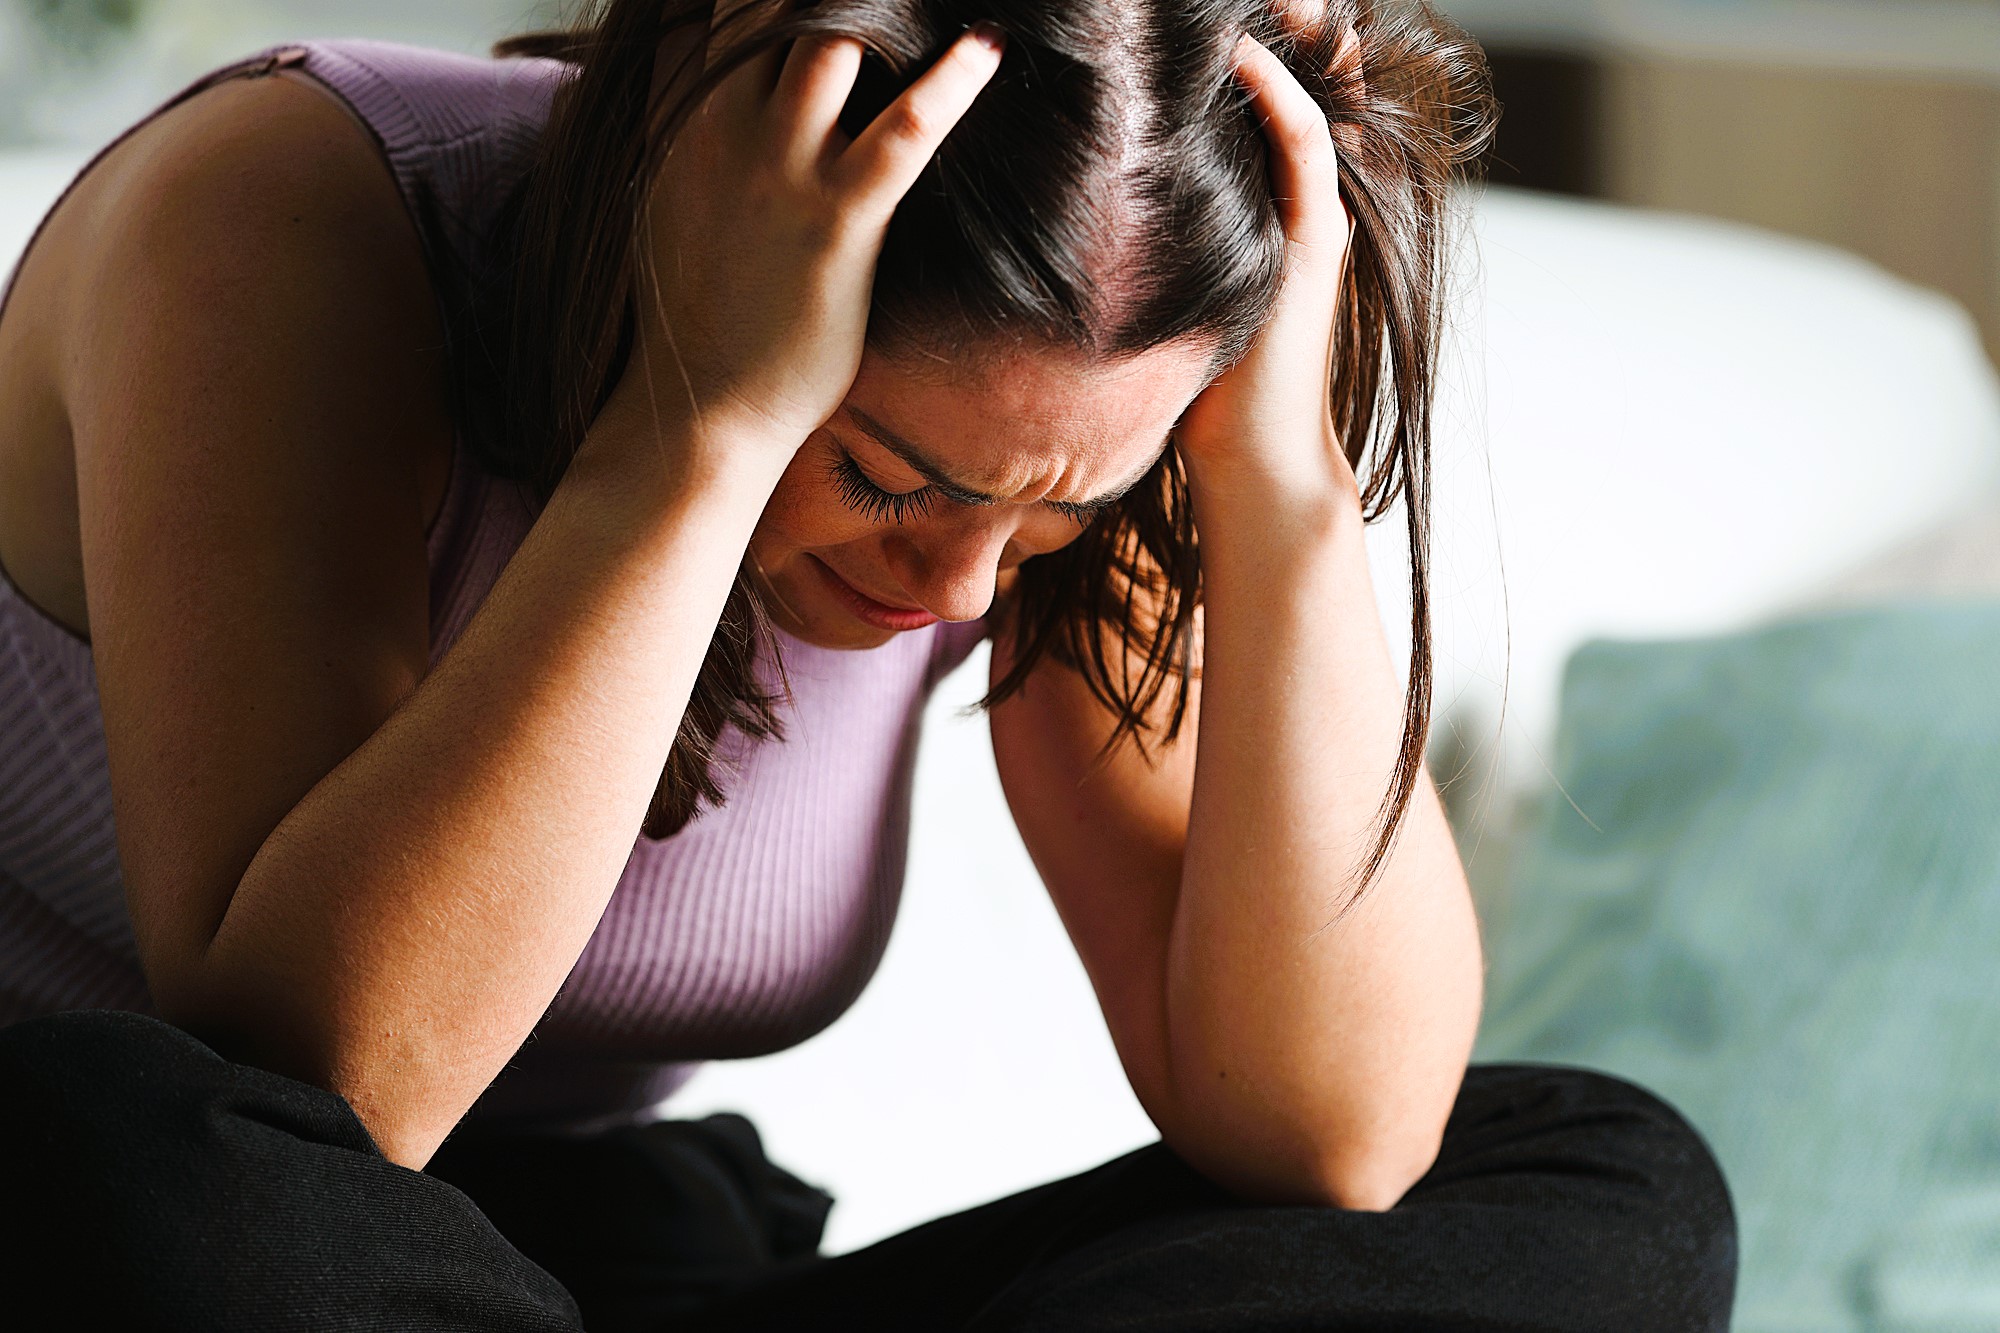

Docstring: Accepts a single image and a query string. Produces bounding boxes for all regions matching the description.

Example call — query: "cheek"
[755,453,874,553]
[1009,512,1092,563]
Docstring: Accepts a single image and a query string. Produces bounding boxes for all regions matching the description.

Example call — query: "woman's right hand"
[610,18,1007,464]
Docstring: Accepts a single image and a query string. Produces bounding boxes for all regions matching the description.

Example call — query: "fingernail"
[968,21,1007,54]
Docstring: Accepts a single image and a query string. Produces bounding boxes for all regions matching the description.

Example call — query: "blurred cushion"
[1475,601,2000,1332]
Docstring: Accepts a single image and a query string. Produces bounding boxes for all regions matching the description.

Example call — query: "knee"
[3,1005,243,1112]
[1448,1063,1736,1221]
[1454,1061,1704,1145]
[0,1007,206,1126]
[0,1011,222,1197]
[0,1012,209,1269]
[0,1005,200,1065]
[1439,1064,1738,1323]
[0,1007,375,1200]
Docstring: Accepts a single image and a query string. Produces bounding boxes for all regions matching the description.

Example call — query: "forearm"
[1162,475,1483,1210]
[177,396,783,1168]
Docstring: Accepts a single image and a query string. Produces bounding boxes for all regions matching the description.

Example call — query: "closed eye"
[828,451,938,524]
[1046,498,1102,526]
[827,434,1110,528]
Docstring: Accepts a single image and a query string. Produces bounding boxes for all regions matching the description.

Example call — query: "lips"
[808,556,940,632]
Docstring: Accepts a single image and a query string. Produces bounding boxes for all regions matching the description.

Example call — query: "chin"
[758,572,901,652]
[784,614,900,652]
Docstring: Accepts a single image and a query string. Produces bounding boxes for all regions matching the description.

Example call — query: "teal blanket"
[1475,603,2000,1333]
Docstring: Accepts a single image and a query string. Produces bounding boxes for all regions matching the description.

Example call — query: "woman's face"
[749,340,1216,650]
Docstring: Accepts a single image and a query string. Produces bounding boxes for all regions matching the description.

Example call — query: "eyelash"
[825,447,1105,527]
[828,452,938,524]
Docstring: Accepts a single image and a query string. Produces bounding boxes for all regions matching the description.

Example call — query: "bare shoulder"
[0,64,464,975]
[55,65,442,358]
[0,65,452,638]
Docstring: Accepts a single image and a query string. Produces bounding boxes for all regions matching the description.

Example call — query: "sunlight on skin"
[747,340,1217,650]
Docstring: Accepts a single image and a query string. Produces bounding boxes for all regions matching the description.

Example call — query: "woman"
[0,0,1736,1327]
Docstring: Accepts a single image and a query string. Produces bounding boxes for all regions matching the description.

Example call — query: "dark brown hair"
[466,0,1493,897]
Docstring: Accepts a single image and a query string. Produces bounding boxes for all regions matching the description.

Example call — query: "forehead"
[843,339,1217,488]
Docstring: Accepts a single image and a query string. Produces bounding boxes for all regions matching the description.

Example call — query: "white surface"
[6,149,1998,1253]
[1383,185,2000,822]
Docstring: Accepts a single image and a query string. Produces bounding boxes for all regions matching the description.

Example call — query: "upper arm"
[55,72,453,1012]
[986,617,1201,1127]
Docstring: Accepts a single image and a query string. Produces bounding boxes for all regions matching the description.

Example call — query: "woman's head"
[479,0,1494,869]
[813,0,1292,359]
[752,340,1213,649]
[735,0,1291,653]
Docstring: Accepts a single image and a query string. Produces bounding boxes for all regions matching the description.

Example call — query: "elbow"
[142,902,337,1090]
[147,956,252,1066]
[151,972,315,1096]
[1307,1123,1447,1212]
[1155,1064,1458,1211]
[140,919,460,1171]
[153,964,483,1171]
[155,984,447,1170]
[145,933,288,1065]
[1171,1113,1447,1212]
[136,890,271,1061]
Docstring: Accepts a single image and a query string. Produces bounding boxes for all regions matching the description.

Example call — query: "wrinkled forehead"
[845,338,1219,487]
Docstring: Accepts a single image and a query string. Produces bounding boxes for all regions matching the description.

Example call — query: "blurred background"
[0,0,556,146]
[1465,0,2000,366]
[5,3,2000,1328]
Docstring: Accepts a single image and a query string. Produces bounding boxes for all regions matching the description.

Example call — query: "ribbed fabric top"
[0,38,988,1127]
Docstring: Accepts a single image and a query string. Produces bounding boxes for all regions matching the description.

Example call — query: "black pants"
[0,1010,1737,1331]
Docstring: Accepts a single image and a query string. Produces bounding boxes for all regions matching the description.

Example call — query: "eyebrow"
[842,406,1165,523]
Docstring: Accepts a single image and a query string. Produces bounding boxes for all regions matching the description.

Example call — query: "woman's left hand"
[1175,32,1355,508]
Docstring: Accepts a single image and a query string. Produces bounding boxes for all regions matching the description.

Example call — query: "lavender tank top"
[0,39,988,1127]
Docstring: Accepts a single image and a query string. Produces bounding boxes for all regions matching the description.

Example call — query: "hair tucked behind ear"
[468,0,1495,890]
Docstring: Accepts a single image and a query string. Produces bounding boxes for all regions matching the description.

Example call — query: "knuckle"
[1283,111,1337,159]
[880,98,938,151]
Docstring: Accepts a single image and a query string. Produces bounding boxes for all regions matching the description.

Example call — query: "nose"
[880,523,1010,624]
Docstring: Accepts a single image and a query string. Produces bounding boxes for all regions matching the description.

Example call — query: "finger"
[832,24,1006,217]
[772,33,866,156]
[1231,33,1347,253]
